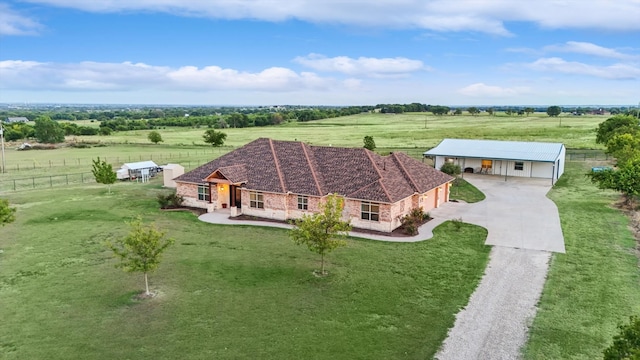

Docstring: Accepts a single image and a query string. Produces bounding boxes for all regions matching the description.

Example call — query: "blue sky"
[1,0,639,106]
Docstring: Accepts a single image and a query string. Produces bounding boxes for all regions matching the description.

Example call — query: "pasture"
[1,111,638,359]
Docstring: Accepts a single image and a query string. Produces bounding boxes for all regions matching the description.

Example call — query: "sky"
[0,0,639,106]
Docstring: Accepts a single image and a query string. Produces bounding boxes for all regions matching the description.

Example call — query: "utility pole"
[0,123,5,174]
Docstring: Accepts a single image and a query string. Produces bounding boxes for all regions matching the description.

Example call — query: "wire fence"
[566,152,610,161]
[0,172,96,192]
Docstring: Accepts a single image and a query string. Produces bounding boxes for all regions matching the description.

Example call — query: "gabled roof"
[424,139,565,163]
[176,138,453,203]
[4,117,29,123]
[122,160,158,170]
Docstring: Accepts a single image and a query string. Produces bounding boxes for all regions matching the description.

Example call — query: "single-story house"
[117,160,160,180]
[4,117,30,124]
[175,138,454,233]
[423,139,566,184]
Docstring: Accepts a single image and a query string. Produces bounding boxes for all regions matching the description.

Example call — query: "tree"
[34,116,65,143]
[107,216,174,296]
[440,162,461,176]
[546,106,562,117]
[203,129,227,147]
[486,108,494,116]
[0,198,16,226]
[603,316,640,359]
[524,107,535,116]
[91,157,117,194]
[596,115,639,145]
[290,194,351,276]
[606,133,640,166]
[363,135,376,151]
[467,107,479,116]
[147,131,163,144]
[453,109,462,115]
[588,158,640,205]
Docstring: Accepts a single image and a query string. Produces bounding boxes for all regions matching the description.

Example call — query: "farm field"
[0,181,490,359]
[64,112,606,150]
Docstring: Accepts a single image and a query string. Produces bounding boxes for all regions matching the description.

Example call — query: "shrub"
[440,162,462,176]
[604,315,640,359]
[451,217,464,231]
[157,193,184,209]
[399,207,431,235]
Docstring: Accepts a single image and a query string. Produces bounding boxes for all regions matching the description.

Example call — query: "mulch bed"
[230,214,432,238]
[160,207,207,216]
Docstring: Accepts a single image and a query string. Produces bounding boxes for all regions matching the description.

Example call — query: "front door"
[230,185,242,208]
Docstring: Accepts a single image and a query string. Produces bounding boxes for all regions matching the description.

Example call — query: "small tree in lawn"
[91,157,117,194]
[203,129,227,147]
[363,135,376,151]
[0,198,16,226]
[290,194,351,276]
[107,216,174,296]
[147,131,163,144]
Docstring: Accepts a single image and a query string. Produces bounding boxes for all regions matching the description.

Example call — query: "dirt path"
[435,246,551,360]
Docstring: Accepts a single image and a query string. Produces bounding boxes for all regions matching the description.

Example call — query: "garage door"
[531,162,553,178]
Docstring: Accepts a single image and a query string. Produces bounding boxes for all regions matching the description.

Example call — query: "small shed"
[120,160,160,180]
[424,139,566,184]
[163,163,184,188]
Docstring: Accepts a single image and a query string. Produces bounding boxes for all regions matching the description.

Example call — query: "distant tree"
[467,107,479,116]
[453,109,462,115]
[107,216,174,296]
[147,131,163,144]
[524,107,535,116]
[546,106,562,117]
[91,157,117,194]
[290,194,351,276]
[0,198,16,226]
[363,136,376,151]
[486,108,494,116]
[596,115,639,145]
[203,129,227,147]
[603,315,640,359]
[440,162,462,177]
[505,108,515,116]
[34,116,65,143]
[99,127,112,136]
[430,105,450,116]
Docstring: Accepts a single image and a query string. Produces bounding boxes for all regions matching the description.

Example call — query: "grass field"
[523,161,640,359]
[0,181,490,359]
[63,112,606,150]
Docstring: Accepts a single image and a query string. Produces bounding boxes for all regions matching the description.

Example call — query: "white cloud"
[544,41,639,60]
[0,3,43,35]
[458,83,529,97]
[0,60,335,91]
[20,0,640,35]
[293,54,425,77]
[526,57,640,80]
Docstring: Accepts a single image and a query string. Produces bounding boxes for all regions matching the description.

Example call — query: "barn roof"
[175,138,453,203]
[424,139,565,163]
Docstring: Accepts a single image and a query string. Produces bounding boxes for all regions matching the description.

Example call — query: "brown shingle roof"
[175,138,453,203]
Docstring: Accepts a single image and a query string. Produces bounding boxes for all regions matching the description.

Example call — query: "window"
[361,202,380,221]
[514,161,524,171]
[197,184,210,201]
[250,191,264,209]
[297,195,308,210]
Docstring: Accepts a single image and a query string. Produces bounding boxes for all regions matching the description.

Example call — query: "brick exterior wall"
[176,182,217,211]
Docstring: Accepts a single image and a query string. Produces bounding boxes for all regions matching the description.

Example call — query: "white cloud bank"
[526,57,640,80]
[0,3,43,35]
[458,83,530,97]
[0,60,334,91]
[293,54,425,77]
[17,0,640,35]
[544,41,640,60]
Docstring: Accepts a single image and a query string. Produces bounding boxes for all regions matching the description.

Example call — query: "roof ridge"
[364,149,393,202]
[269,139,287,193]
[301,142,323,195]
[391,152,420,192]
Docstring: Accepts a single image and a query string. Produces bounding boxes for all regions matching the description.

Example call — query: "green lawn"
[449,178,486,203]
[0,181,490,359]
[524,161,640,359]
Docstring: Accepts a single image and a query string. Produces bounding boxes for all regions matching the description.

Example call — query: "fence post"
[50,176,52,187]
[66,174,69,185]
[13,179,16,191]
[49,160,52,168]
[81,173,84,183]
[64,158,66,166]
[32,177,35,188]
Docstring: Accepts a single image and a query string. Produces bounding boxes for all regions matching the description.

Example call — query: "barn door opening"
[481,159,493,174]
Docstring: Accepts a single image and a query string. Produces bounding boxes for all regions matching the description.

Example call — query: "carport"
[424,139,566,184]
